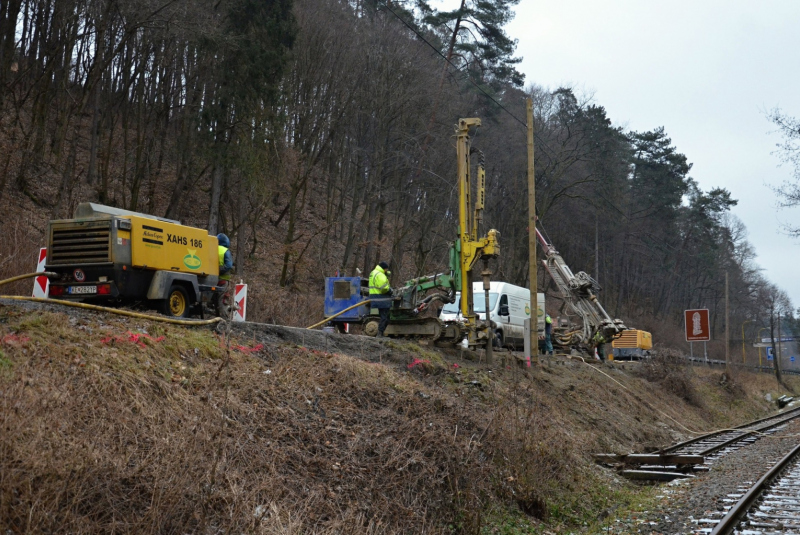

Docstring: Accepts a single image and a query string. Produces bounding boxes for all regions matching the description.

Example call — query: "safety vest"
[368,266,390,295]
[218,245,231,281]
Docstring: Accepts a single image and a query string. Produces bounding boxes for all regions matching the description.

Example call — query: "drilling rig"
[323,118,499,350]
[535,227,627,353]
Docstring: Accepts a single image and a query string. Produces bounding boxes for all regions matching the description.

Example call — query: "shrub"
[638,348,701,406]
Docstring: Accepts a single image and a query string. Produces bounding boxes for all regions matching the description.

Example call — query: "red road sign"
[685,309,710,342]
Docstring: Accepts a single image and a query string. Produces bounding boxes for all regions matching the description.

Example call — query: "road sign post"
[685,309,710,363]
[685,309,711,342]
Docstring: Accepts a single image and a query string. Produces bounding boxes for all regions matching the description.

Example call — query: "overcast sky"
[495,0,800,305]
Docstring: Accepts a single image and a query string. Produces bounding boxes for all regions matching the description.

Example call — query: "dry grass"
[0,210,46,295]
[0,305,589,534]
[486,384,580,521]
[249,285,326,328]
[636,348,702,406]
[3,303,800,534]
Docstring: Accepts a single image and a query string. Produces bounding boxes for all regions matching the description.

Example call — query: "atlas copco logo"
[183,249,202,270]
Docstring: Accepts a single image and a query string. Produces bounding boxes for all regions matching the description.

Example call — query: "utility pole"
[778,312,783,374]
[527,98,538,365]
[594,212,599,284]
[725,271,730,375]
[741,320,752,364]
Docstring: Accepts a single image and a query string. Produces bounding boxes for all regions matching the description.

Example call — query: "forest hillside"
[0,0,794,356]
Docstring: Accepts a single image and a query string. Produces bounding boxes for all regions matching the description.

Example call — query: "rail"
[663,405,800,456]
[710,442,800,534]
[596,402,800,482]
[677,354,800,376]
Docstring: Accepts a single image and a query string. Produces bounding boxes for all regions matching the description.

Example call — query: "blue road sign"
[767,347,774,360]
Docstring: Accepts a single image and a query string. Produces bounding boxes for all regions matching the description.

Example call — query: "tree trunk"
[208,165,224,234]
[52,125,77,219]
[362,195,378,275]
[279,177,303,287]
[771,310,783,385]
[86,86,101,185]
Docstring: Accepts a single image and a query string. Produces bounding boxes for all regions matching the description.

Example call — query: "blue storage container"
[324,277,369,322]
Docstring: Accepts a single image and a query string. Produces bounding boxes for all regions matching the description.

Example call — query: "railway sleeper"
[746,521,782,528]
[753,512,800,522]
[620,469,695,481]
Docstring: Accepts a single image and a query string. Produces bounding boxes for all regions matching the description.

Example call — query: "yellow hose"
[0,272,223,326]
[0,271,58,285]
[307,300,371,330]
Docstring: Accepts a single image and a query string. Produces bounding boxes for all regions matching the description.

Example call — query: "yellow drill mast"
[455,118,500,352]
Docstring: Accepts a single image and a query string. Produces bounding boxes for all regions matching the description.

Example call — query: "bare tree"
[758,281,793,387]
[768,108,800,236]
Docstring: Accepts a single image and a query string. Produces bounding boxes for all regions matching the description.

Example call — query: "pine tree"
[418,0,524,88]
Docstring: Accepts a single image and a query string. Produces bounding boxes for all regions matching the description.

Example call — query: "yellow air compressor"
[45,203,226,318]
[611,330,652,360]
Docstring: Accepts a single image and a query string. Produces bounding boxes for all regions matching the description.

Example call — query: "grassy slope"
[0,303,796,534]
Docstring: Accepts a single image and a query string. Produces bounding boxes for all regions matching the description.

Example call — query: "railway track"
[697,442,800,534]
[596,406,800,481]
[661,406,800,471]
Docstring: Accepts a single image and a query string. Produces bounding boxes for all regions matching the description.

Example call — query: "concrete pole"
[725,271,730,374]
[778,312,783,371]
[527,98,538,365]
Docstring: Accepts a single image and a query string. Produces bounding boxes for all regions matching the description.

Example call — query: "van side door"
[504,294,525,345]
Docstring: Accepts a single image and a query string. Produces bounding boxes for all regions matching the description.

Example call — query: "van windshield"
[441,293,498,314]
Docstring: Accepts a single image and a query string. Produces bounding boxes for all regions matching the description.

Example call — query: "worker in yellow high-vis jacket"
[592,330,607,360]
[544,314,553,355]
[217,233,233,283]
[369,261,392,337]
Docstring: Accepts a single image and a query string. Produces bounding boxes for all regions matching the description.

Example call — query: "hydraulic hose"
[0,271,58,285]
[307,300,371,330]
[0,272,223,326]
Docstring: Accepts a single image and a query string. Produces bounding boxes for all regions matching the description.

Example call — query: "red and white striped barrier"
[233,283,247,322]
[32,248,49,298]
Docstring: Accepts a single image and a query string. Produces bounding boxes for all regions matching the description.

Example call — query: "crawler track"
[704,442,800,534]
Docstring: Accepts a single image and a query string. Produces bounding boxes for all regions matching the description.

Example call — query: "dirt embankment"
[1,300,796,534]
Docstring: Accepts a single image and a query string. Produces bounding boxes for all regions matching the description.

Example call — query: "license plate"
[69,285,97,295]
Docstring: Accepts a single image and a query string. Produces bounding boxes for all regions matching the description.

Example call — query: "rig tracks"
[702,443,800,534]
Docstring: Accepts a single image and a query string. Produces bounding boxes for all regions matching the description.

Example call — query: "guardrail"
[677,355,800,375]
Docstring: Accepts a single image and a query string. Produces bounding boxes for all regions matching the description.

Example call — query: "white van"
[439,282,545,348]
